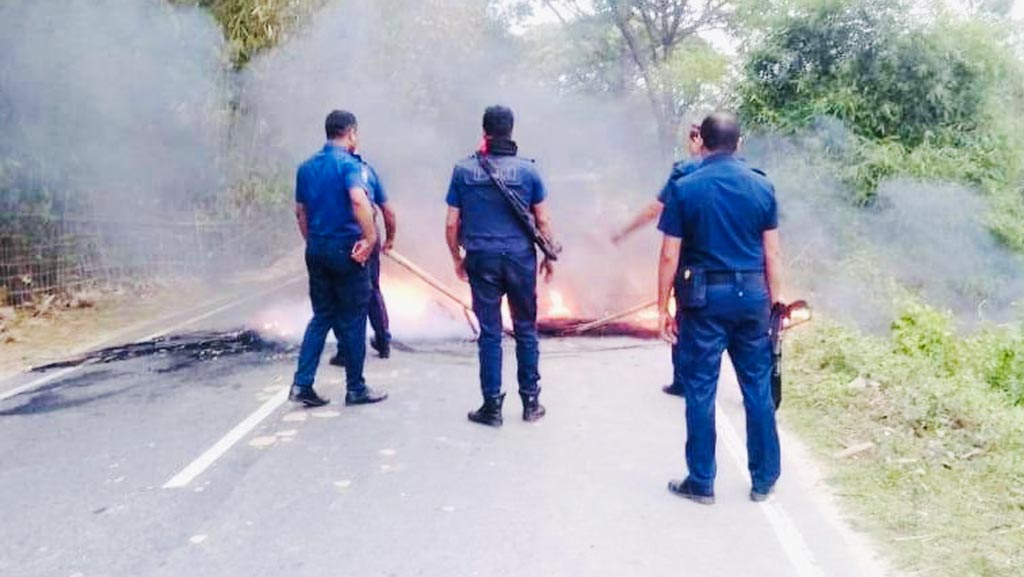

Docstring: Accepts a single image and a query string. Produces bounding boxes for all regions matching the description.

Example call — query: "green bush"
[784,305,1024,575]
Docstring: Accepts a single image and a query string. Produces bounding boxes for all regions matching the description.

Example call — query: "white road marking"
[0,277,303,404]
[163,386,289,489]
[717,401,826,577]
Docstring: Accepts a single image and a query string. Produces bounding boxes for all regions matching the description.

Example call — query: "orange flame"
[547,290,572,318]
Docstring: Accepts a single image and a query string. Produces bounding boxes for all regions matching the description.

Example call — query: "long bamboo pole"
[568,298,658,335]
[384,251,473,312]
[384,250,480,335]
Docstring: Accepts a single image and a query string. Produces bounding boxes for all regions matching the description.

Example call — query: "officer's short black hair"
[483,105,514,138]
[325,110,358,140]
[700,113,741,153]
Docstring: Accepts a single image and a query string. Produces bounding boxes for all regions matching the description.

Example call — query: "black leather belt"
[706,270,765,285]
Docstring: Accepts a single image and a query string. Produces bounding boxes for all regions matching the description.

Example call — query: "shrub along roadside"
[783,305,1024,576]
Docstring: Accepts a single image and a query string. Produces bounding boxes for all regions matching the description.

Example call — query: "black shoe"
[371,337,391,359]
[468,394,505,427]
[750,486,775,503]
[344,386,389,406]
[329,354,346,367]
[667,479,715,505]
[289,386,330,408]
[662,383,686,398]
[520,390,546,422]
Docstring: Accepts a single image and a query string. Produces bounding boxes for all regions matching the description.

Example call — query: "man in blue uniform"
[330,153,396,365]
[656,113,785,504]
[612,124,704,398]
[290,110,389,408]
[611,124,704,245]
[445,105,555,427]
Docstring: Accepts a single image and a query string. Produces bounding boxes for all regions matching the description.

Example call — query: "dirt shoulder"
[0,280,217,380]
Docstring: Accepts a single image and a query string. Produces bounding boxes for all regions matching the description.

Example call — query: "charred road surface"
[0,288,888,577]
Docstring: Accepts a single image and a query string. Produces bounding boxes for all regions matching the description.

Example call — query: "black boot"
[662,383,685,398]
[520,390,546,422]
[345,386,389,406]
[329,353,346,367]
[468,394,504,427]
[289,386,330,408]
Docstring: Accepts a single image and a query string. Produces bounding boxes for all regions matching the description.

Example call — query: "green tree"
[538,0,733,157]
[174,0,324,67]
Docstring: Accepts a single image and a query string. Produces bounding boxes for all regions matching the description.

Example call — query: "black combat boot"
[520,390,546,422]
[467,394,505,427]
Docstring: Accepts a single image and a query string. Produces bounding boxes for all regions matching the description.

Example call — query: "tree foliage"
[739,0,985,146]
[538,0,733,156]
[737,0,1024,251]
[175,0,324,67]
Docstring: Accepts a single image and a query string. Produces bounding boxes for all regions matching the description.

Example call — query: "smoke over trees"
[1,0,1022,324]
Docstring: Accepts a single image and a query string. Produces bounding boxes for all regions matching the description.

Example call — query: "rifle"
[768,300,812,410]
[475,152,562,262]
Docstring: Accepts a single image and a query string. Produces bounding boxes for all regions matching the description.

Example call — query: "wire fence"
[0,212,294,306]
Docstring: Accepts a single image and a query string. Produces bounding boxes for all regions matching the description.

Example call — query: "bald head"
[700,113,741,154]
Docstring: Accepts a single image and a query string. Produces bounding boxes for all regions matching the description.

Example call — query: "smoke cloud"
[2,0,1019,335]
[0,0,226,218]
[745,135,1024,331]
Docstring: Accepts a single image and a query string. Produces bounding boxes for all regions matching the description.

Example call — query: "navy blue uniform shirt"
[657,158,702,203]
[295,144,368,241]
[658,153,777,271]
[351,152,388,206]
[446,154,547,253]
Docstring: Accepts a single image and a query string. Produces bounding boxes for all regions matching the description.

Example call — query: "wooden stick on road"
[384,250,480,335]
[568,298,658,335]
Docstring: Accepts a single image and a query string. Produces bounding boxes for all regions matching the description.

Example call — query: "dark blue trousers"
[366,247,391,346]
[465,250,540,399]
[335,247,390,358]
[677,276,780,495]
[293,238,371,393]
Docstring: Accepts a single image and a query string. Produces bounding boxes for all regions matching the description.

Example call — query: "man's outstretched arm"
[613,200,663,244]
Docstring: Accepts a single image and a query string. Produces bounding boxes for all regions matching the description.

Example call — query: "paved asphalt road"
[0,285,891,577]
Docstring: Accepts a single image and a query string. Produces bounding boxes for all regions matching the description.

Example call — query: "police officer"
[612,123,704,398]
[611,124,704,246]
[330,152,396,366]
[656,113,784,504]
[289,110,388,408]
[444,105,555,427]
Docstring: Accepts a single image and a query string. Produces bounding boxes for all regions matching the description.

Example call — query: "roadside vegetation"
[733,2,1024,574]
[784,307,1024,576]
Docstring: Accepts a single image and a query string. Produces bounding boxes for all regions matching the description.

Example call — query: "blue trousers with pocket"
[335,245,390,358]
[677,275,780,495]
[465,250,540,399]
[293,237,371,393]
